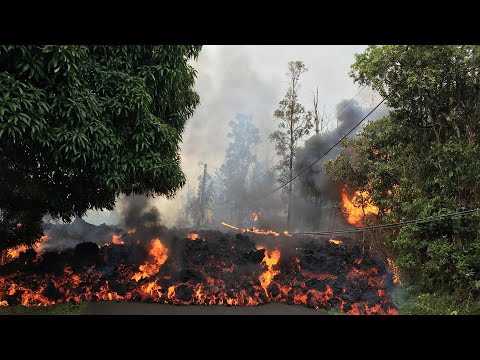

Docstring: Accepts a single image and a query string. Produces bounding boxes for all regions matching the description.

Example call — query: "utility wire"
[322,85,368,131]
[252,96,388,201]
[225,85,369,189]
[295,208,479,236]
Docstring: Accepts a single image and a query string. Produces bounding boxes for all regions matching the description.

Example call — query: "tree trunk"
[287,121,294,230]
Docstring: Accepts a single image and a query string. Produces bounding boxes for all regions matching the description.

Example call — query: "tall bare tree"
[269,61,312,229]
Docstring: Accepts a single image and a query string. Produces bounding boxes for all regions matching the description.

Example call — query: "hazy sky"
[85,45,374,226]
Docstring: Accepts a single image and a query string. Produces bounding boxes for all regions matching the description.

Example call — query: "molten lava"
[186,233,200,240]
[221,222,281,237]
[329,239,342,245]
[131,238,169,282]
[341,188,379,226]
[0,227,398,314]
[259,249,281,296]
[111,234,125,245]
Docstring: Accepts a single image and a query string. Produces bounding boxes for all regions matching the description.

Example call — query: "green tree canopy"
[326,45,480,296]
[0,45,201,249]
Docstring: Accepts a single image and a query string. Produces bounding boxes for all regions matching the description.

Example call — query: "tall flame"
[386,258,401,285]
[341,188,379,226]
[131,238,169,282]
[259,249,281,296]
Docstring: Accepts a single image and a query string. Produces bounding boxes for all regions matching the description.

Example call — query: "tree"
[218,114,260,225]
[0,45,202,249]
[186,171,216,228]
[269,61,312,229]
[325,45,480,296]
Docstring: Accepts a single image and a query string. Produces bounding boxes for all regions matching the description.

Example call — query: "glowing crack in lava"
[258,248,281,296]
[186,233,200,240]
[341,188,379,226]
[131,238,169,282]
[0,227,398,314]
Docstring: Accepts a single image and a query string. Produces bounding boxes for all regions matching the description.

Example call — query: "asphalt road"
[85,301,326,315]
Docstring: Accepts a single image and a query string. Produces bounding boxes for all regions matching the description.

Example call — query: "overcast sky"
[85,45,375,226]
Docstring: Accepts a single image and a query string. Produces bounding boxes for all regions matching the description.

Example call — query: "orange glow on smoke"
[259,249,281,296]
[341,188,379,226]
[186,233,200,240]
[111,234,125,245]
[131,238,169,282]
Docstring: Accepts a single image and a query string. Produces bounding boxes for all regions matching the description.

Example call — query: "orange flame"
[167,286,176,299]
[186,233,200,240]
[6,244,29,260]
[341,188,379,226]
[283,231,292,237]
[221,222,280,237]
[386,258,401,285]
[252,212,261,222]
[0,300,8,306]
[111,234,125,245]
[33,235,49,253]
[329,239,343,245]
[131,238,169,282]
[259,249,281,296]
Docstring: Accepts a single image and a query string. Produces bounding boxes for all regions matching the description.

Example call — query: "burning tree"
[270,61,312,229]
[326,45,480,299]
[0,45,202,249]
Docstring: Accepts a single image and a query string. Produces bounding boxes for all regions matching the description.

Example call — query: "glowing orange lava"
[329,239,343,245]
[131,238,169,282]
[259,249,281,296]
[341,188,379,226]
[221,222,280,237]
[186,233,200,240]
[111,234,125,245]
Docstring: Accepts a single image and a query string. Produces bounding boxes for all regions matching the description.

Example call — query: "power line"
[295,208,479,236]
[224,85,369,189]
[253,96,388,201]
[322,85,368,131]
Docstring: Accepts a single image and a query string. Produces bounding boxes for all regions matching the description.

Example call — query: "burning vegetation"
[0,222,398,314]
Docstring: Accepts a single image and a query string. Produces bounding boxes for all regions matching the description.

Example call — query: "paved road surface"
[85,301,326,315]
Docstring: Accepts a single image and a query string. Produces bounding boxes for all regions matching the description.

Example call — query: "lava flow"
[221,222,281,237]
[0,224,398,314]
[341,187,379,226]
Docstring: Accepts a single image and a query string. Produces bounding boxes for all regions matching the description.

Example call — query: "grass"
[393,286,480,315]
[0,302,88,315]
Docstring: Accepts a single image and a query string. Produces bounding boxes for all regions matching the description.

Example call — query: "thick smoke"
[291,99,390,231]
[40,218,119,252]
[40,195,167,252]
